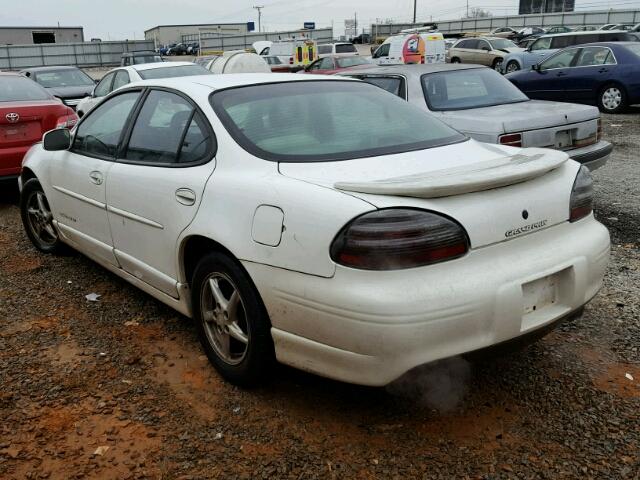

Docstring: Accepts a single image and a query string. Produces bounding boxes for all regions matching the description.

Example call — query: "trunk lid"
[0,100,67,149]
[279,140,576,249]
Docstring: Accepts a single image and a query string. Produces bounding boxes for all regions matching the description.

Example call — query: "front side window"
[575,47,616,67]
[125,90,211,164]
[477,41,491,51]
[336,56,371,68]
[530,37,552,51]
[464,40,480,50]
[360,76,406,98]
[422,68,528,111]
[318,58,335,69]
[112,70,131,90]
[93,72,115,97]
[137,64,209,80]
[373,43,390,58]
[73,91,140,158]
[211,80,465,162]
[540,48,580,69]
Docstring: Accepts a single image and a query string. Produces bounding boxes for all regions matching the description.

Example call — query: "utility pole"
[253,5,264,33]
[354,12,358,38]
[413,0,417,23]
[466,0,469,17]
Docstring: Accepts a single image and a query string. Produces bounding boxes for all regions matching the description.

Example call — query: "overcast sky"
[0,0,635,39]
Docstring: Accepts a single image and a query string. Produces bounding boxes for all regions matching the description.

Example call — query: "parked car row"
[488,22,640,41]
[15,72,611,388]
[158,42,199,56]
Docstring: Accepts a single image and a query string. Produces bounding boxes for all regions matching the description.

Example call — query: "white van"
[317,42,358,58]
[371,32,446,65]
[265,38,318,68]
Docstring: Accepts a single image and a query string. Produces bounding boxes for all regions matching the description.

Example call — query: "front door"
[528,47,581,101]
[106,89,217,297]
[49,90,141,266]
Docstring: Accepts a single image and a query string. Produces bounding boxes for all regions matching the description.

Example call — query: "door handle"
[598,68,608,73]
[175,188,196,206]
[89,171,103,185]
[556,72,567,77]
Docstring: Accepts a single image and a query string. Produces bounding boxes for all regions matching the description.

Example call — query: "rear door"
[563,46,615,102]
[49,90,142,266]
[105,89,217,297]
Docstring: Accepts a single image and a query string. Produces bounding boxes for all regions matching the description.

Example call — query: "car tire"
[20,178,66,254]
[450,57,461,63]
[492,58,503,71]
[598,84,627,114]
[191,252,275,387]
[505,60,520,73]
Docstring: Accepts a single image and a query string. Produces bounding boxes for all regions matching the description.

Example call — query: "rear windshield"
[211,80,465,162]
[133,55,163,64]
[0,76,51,102]
[422,68,528,111]
[335,56,370,68]
[138,64,210,80]
[32,68,94,88]
[336,44,357,54]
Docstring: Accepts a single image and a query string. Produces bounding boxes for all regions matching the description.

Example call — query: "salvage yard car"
[20,66,96,110]
[75,61,210,117]
[506,42,640,113]
[447,37,523,70]
[19,74,610,387]
[338,64,611,170]
[1,72,77,181]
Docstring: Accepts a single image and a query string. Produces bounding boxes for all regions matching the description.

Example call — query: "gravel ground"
[1,112,639,479]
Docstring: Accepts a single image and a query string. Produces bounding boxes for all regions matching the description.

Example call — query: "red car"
[1,72,77,180]
[301,55,372,75]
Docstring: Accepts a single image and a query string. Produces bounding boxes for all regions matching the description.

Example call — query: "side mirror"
[43,128,71,151]
[531,64,540,71]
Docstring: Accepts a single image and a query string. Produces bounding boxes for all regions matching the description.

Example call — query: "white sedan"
[19,74,610,387]
[75,61,210,117]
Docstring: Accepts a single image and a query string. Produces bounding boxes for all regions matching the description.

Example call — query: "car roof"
[538,29,627,38]
[128,73,356,92]
[131,61,194,71]
[457,36,508,42]
[0,71,21,76]
[123,51,157,56]
[336,63,485,78]
[20,65,81,72]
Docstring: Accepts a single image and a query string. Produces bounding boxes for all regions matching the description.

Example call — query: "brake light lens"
[330,209,470,270]
[56,108,79,129]
[289,57,293,65]
[499,133,522,147]
[569,166,593,222]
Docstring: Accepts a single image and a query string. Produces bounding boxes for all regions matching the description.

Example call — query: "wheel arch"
[179,234,239,286]
[20,166,37,186]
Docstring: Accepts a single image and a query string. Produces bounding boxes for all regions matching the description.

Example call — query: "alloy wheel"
[200,272,250,365]
[25,190,57,247]
[506,62,520,73]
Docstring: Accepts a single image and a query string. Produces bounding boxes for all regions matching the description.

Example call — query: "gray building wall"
[144,23,249,46]
[0,27,84,45]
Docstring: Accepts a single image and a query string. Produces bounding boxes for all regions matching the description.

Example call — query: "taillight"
[289,57,293,65]
[330,209,469,270]
[56,115,78,129]
[499,133,522,147]
[569,165,593,222]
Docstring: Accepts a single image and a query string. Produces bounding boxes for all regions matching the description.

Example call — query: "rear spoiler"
[334,148,568,199]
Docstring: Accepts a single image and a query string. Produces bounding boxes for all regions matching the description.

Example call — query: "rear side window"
[125,90,212,164]
[0,76,51,102]
[455,40,469,48]
[531,37,552,50]
[73,91,140,158]
[575,47,616,66]
[360,76,406,99]
[465,40,480,50]
[550,35,575,49]
[335,44,357,54]
[318,45,332,55]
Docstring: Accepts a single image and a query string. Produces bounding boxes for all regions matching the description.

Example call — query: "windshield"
[32,68,94,88]
[488,39,518,50]
[1,76,52,101]
[211,80,465,162]
[336,56,370,68]
[138,64,210,80]
[422,68,529,111]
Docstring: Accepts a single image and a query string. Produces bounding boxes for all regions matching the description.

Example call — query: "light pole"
[413,0,417,23]
[253,5,264,33]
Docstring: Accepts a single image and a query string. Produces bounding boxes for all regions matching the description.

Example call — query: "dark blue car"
[506,42,640,113]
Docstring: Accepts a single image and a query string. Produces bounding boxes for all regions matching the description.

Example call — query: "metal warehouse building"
[144,23,250,46]
[0,26,84,45]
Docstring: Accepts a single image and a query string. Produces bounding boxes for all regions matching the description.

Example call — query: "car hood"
[279,140,573,249]
[439,100,599,134]
[497,47,524,54]
[45,85,94,98]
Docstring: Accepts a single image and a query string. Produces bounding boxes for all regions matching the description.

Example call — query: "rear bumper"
[0,146,29,179]
[244,217,610,386]
[567,140,612,171]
